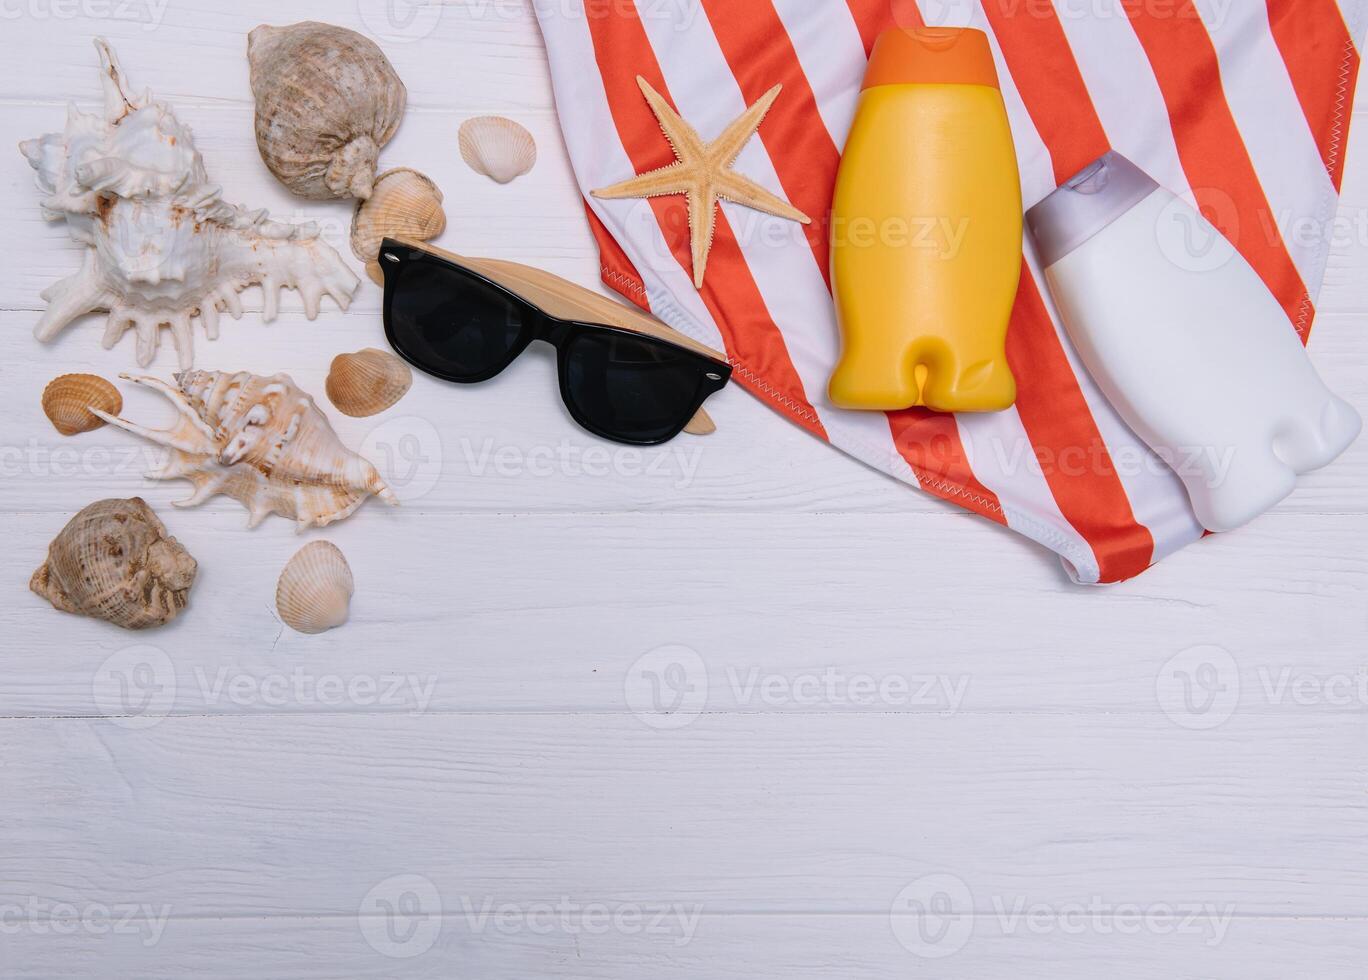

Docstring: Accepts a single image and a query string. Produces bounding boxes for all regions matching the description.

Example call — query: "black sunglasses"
[379,239,732,446]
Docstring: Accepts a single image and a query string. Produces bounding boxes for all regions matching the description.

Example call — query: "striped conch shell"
[93,370,398,530]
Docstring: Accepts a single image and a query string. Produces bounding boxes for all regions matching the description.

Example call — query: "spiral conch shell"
[276,541,354,634]
[459,116,537,185]
[249,22,407,200]
[19,39,359,370]
[350,169,446,285]
[326,348,412,417]
[31,497,198,630]
[42,373,122,436]
[93,370,398,530]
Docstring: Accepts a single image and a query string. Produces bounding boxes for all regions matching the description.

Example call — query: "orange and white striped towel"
[532,0,1364,584]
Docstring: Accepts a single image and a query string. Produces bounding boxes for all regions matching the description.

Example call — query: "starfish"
[592,76,812,289]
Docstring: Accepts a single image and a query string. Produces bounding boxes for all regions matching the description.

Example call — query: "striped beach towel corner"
[533,0,1365,584]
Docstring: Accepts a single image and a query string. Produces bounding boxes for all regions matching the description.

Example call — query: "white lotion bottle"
[1026,151,1360,533]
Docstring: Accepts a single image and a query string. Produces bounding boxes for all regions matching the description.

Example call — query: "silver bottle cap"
[1026,150,1160,268]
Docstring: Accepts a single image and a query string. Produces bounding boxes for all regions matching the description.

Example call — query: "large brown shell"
[248,22,407,200]
[30,498,198,630]
[41,373,122,436]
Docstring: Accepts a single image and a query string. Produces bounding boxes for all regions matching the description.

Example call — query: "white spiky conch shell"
[276,540,353,634]
[92,370,399,530]
[18,38,359,369]
[350,168,446,285]
[459,116,536,184]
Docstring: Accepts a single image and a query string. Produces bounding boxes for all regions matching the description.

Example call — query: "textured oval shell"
[248,22,407,200]
[326,348,413,417]
[459,116,536,184]
[41,373,122,436]
[350,168,446,284]
[30,497,197,630]
[276,540,354,634]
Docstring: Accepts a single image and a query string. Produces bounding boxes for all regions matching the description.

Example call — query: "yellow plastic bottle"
[829,27,1022,413]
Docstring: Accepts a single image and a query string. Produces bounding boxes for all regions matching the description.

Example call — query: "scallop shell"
[94,370,398,530]
[41,373,122,436]
[326,348,413,417]
[350,169,446,285]
[276,541,353,634]
[459,116,537,185]
[31,497,197,630]
[248,22,407,200]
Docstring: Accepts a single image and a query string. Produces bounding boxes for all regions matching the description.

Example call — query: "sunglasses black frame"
[379,239,733,446]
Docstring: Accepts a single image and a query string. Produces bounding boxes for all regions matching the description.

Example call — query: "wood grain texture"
[1,2,1365,977]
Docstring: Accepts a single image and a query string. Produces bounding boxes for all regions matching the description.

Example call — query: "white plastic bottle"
[1027,151,1360,533]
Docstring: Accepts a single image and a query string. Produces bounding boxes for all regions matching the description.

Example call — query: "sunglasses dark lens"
[562,330,713,444]
[388,259,528,380]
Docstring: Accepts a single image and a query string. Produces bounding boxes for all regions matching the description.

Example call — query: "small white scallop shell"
[459,116,536,185]
[350,168,446,285]
[276,540,354,634]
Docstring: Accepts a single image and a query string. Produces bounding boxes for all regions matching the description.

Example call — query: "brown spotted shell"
[30,497,198,630]
[248,22,407,200]
[326,348,413,417]
[41,373,122,436]
[276,540,353,634]
[350,168,446,285]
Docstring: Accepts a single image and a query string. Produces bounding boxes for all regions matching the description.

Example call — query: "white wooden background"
[2,2,1366,977]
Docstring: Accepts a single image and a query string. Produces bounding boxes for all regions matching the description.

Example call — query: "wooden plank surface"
[1,1,1365,977]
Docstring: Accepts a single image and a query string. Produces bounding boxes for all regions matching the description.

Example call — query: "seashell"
[276,540,354,634]
[248,22,407,201]
[41,373,122,436]
[20,39,359,370]
[326,348,412,417]
[93,370,399,530]
[31,497,197,630]
[350,169,446,285]
[459,116,537,185]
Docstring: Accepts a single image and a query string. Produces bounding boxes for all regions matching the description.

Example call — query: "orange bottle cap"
[862,27,1001,91]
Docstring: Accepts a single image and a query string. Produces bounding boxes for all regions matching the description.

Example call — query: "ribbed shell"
[459,116,537,184]
[248,22,407,200]
[30,497,197,630]
[41,373,122,436]
[350,168,446,284]
[276,540,353,634]
[326,348,413,417]
[95,371,398,530]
